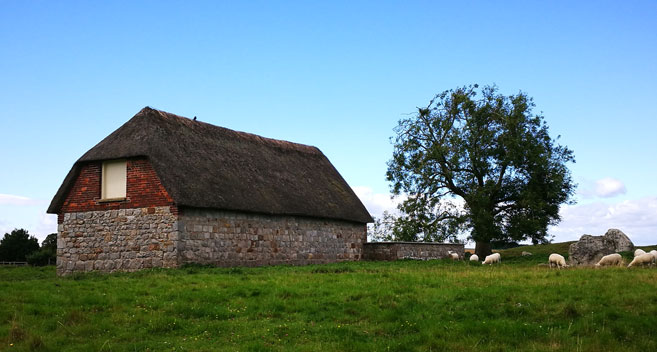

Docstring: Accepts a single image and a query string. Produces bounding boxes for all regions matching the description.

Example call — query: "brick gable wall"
[58,158,177,222]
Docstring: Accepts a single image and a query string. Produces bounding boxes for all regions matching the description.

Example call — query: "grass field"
[1,242,656,351]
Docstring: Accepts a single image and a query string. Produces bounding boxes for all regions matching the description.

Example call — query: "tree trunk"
[475,241,492,259]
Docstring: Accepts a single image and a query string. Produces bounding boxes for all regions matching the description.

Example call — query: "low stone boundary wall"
[362,242,464,261]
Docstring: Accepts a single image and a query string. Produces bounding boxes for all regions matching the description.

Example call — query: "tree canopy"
[0,228,40,262]
[386,85,575,257]
[41,233,57,252]
[26,233,57,266]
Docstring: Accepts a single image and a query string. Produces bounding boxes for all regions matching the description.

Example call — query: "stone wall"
[57,206,178,275]
[178,208,366,266]
[362,242,464,261]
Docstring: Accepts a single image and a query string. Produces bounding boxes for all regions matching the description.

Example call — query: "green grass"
[1,245,657,351]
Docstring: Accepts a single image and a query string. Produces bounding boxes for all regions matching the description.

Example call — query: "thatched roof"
[48,107,373,223]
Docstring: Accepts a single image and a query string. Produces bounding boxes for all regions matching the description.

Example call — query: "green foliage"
[0,229,40,262]
[387,85,576,254]
[369,211,403,241]
[41,233,57,252]
[26,234,57,266]
[25,249,54,266]
[1,256,656,351]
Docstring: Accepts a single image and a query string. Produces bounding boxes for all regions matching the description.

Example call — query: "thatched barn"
[48,107,372,275]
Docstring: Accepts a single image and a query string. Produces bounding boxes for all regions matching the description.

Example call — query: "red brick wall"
[59,158,177,222]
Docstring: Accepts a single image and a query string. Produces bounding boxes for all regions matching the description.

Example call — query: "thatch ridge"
[48,107,373,224]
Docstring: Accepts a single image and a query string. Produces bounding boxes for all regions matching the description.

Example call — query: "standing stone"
[568,228,634,266]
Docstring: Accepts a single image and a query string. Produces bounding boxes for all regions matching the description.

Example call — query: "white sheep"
[447,251,459,260]
[482,253,501,265]
[548,253,568,269]
[650,250,657,265]
[595,253,623,267]
[521,251,532,256]
[627,253,654,268]
[469,254,479,262]
[634,249,646,257]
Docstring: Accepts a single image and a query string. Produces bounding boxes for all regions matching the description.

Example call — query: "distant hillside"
[499,241,575,257]
[492,241,575,265]
[495,241,657,265]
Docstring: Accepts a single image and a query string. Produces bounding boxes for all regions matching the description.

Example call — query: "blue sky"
[1,1,656,244]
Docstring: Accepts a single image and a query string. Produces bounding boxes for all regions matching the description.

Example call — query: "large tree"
[386,85,575,258]
[0,228,40,262]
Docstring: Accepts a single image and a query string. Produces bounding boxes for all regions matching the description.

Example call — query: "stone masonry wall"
[178,208,367,266]
[57,206,178,275]
[362,242,464,261]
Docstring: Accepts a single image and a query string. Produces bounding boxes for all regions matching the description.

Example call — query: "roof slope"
[48,107,373,223]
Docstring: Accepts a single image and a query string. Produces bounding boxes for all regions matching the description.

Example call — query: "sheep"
[521,251,532,256]
[627,253,654,268]
[469,254,479,262]
[447,251,459,260]
[482,253,501,265]
[595,253,623,267]
[548,253,568,269]
[634,249,646,257]
[650,250,657,265]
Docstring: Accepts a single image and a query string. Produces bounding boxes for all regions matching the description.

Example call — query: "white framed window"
[101,160,127,200]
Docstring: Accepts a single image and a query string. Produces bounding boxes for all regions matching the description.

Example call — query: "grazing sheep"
[482,253,501,265]
[469,254,479,262]
[649,250,657,265]
[627,253,654,268]
[548,253,568,269]
[447,251,459,260]
[521,251,532,256]
[634,249,646,257]
[595,253,623,267]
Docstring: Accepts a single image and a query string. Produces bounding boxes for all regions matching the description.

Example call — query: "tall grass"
[1,251,656,351]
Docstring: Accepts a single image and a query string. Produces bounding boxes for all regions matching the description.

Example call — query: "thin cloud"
[0,194,48,206]
[352,186,405,218]
[578,177,627,199]
[594,178,627,198]
[0,219,9,237]
[0,212,57,242]
[35,213,58,238]
[353,186,466,221]
[0,199,56,242]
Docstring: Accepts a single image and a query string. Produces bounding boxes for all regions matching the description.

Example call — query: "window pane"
[102,160,126,199]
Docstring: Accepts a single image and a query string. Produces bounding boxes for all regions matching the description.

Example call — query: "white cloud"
[0,219,9,236]
[35,213,58,238]
[0,194,47,206]
[0,194,55,242]
[352,186,404,219]
[0,212,55,243]
[578,177,627,199]
[594,178,627,198]
[0,198,56,243]
[550,196,657,246]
